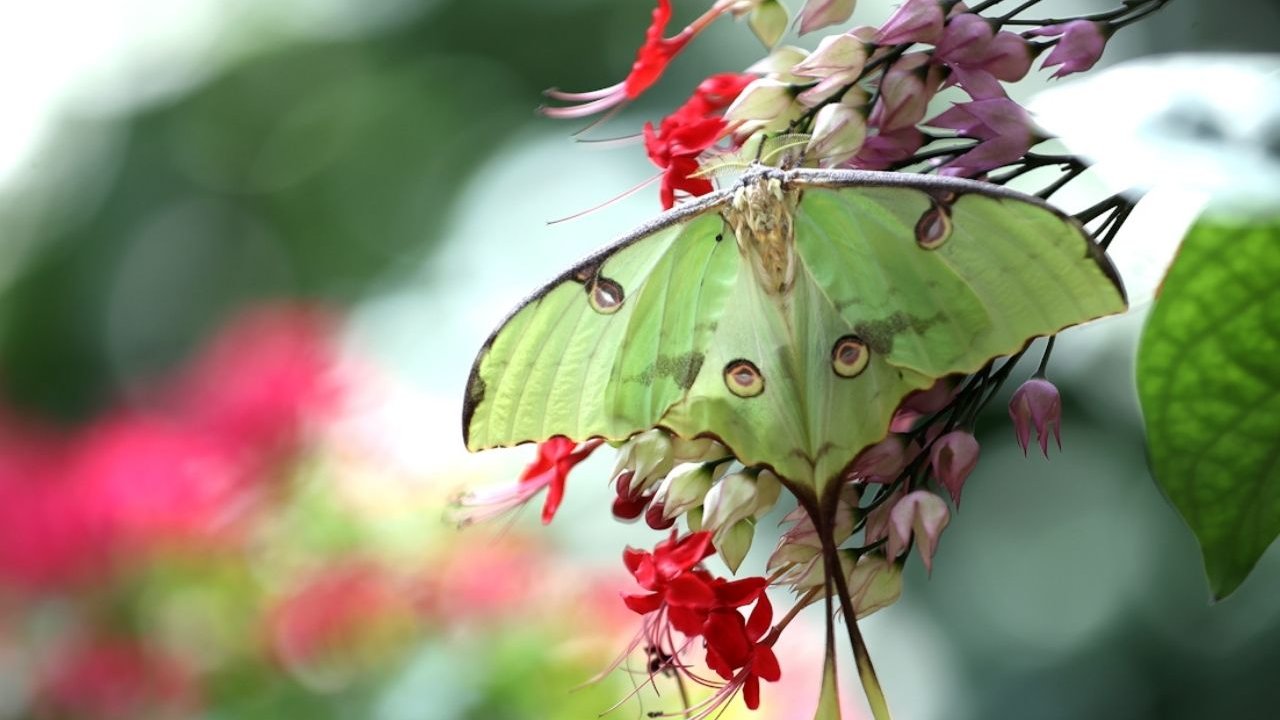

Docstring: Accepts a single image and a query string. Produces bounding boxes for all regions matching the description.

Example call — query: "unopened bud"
[929,431,979,506]
[798,0,858,35]
[702,471,761,533]
[715,518,756,573]
[1008,377,1062,457]
[849,434,907,483]
[725,78,796,135]
[749,0,789,48]
[848,553,903,618]
[807,103,868,166]
[656,461,720,520]
[613,429,675,496]
[887,490,950,573]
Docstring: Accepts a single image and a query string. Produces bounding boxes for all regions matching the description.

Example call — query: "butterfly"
[462,166,1126,506]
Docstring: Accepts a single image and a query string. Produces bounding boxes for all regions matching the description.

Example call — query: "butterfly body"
[463,167,1126,501]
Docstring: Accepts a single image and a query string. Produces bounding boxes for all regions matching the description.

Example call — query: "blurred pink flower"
[268,561,413,688]
[0,304,344,592]
[0,416,109,591]
[39,637,198,720]
[69,415,253,547]
[425,541,546,622]
[170,305,340,456]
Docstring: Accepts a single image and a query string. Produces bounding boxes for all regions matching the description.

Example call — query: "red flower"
[622,531,767,632]
[703,594,781,710]
[454,436,602,525]
[617,531,780,714]
[542,0,733,119]
[643,73,755,209]
[522,437,601,523]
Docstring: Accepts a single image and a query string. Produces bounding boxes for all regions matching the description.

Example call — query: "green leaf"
[1137,214,1280,599]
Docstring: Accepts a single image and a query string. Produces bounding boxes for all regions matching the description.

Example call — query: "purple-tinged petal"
[1034,20,1109,79]
[876,0,946,46]
[849,434,907,483]
[798,0,858,35]
[887,490,950,573]
[935,13,993,63]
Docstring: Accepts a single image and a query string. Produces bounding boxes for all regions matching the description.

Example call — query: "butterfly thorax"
[728,175,797,296]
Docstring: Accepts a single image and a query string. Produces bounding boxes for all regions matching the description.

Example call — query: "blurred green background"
[1,0,1278,718]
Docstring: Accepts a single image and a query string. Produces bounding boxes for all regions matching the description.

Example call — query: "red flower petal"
[712,576,767,607]
[655,531,714,580]
[665,572,717,608]
[753,645,781,682]
[668,604,710,636]
[746,594,773,642]
[743,674,762,710]
[622,547,649,576]
[704,610,751,670]
[622,592,663,615]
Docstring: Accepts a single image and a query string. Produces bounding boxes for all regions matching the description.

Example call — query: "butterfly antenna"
[572,102,627,138]
[547,172,662,225]
[760,133,813,167]
[576,132,644,149]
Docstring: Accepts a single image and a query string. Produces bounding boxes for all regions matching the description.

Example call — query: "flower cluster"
[622,531,780,712]
[466,0,1167,716]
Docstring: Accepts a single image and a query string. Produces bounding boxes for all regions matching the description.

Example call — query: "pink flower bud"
[871,52,943,131]
[1008,377,1062,457]
[806,104,868,165]
[875,0,946,46]
[794,32,872,107]
[1031,20,1110,79]
[798,0,857,35]
[934,13,1032,99]
[890,378,956,432]
[929,431,980,506]
[886,490,950,573]
[849,434,907,483]
[927,97,1037,176]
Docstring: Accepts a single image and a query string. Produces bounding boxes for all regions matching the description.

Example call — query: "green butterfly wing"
[464,195,738,449]
[463,170,1126,498]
